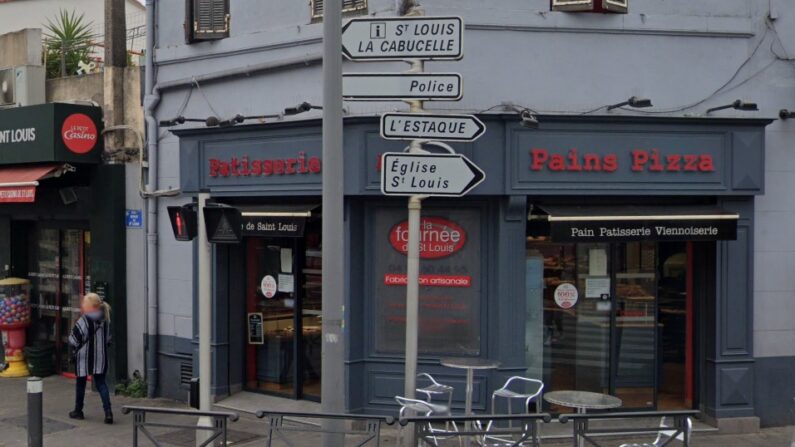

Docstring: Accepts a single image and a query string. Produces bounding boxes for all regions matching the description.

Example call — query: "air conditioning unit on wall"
[551,0,628,13]
[0,65,46,108]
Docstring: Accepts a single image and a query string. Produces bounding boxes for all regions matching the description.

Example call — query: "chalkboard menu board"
[92,281,109,302]
[248,313,264,345]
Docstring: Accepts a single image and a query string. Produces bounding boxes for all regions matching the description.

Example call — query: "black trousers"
[75,374,112,412]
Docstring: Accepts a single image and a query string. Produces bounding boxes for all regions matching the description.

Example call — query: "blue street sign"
[126,209,143,228]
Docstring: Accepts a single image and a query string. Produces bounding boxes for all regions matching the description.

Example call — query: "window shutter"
[312,0,367,19]
[602,0,628,13]
[192,0,230,40]
[551,0,594,12]
[551,0,627,13]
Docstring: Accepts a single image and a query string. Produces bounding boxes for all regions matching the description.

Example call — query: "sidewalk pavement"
[0,375,790,446]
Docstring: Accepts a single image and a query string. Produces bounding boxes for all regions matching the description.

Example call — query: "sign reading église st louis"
[0,103,102,164]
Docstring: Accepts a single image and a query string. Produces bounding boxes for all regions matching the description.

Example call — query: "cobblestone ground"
[0,375,790,446]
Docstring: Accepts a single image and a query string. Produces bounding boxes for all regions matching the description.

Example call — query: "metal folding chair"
[619,416,693,447]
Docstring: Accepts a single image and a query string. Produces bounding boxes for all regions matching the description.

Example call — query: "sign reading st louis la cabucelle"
[342,16,463,61]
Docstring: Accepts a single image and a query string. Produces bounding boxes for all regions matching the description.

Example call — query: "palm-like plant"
[43,9,97,78]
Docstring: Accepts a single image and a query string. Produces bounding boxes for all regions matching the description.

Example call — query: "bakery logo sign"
[62,113,98,154]
[389,217,466,259]
[209,152,321,177]
[530,148,715,173]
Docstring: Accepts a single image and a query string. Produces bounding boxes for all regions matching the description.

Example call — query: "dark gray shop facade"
[167,114,779,427]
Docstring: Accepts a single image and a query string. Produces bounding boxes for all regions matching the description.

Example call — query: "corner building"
[148,0,795,430]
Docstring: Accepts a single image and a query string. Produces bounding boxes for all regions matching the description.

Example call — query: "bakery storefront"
[175,115,768,425]
[0,103,127,379]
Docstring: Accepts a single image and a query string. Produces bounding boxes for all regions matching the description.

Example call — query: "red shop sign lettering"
[529,148,715,173]
[62,113,98,154]
[389,217,467,259]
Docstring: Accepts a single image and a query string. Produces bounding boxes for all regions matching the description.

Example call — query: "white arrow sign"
[381,153,486,197]
[342,16,463,61]
[381,112,486,142]
[342,73,462,101]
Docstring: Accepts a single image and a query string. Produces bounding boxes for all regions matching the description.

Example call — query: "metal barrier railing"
[400,413,553,446]
[557,410,699,447]
[122,405,239,447]
[256,410,397,447]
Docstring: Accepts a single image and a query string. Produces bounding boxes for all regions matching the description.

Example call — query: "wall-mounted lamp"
[706,100,758,115]
[284,102,322,116]
[501,102,540,129]
[779,109,795,120]
[606,96,653,111]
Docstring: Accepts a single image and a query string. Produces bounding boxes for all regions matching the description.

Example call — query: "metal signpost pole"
[322,0,346,444]
[196,191,213,446]
[403,55,425,405]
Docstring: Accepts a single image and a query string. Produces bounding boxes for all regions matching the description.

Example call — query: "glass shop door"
[244,221,322,400]
[28,227,90,375]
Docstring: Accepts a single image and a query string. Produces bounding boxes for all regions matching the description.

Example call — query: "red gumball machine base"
[0,326,30,378]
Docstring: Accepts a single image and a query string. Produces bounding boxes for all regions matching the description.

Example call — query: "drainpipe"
[144,0,160,398]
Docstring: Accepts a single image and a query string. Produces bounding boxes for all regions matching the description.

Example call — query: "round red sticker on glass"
[62,113,98,154]
[554,283,578,309]
[261,275,277,299]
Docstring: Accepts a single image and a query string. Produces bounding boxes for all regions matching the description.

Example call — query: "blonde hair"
[84,293,111,322]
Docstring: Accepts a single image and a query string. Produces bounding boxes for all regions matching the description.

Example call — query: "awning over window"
[529,205,738,242]
[239,204,318,237]
[0,164,74,203]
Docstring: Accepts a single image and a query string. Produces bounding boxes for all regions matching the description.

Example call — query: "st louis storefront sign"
[0,103,103,164]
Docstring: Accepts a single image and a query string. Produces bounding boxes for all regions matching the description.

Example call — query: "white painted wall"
[0,0,146,53]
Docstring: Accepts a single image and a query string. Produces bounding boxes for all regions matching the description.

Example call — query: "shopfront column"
[702,198,757,429]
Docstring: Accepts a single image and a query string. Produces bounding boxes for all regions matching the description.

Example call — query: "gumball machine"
[0,278,31,378]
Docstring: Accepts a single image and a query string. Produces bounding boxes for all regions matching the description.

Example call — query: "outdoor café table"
[544,390,622,447]
[440,358,500,444]
[440,357,501,416]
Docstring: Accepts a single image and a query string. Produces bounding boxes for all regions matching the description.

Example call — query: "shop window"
[551,0,628,13]
[186,0,230,42]
[311,0,368,20]
[372,206,482,356]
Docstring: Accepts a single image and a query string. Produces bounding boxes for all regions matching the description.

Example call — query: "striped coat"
[68,314,111,377]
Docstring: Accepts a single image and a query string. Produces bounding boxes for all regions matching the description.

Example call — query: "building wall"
[152,0,795,424]
[0,0,146,53]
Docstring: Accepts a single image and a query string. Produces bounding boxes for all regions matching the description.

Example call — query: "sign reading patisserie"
[209,153,321,177]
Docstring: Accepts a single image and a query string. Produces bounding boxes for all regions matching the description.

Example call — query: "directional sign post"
[342,73,462,101]
[381,112,486,142]
[341,16,463,61]
[381,153,486,197]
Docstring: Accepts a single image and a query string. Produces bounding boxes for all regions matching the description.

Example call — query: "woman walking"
[68,293,113,424]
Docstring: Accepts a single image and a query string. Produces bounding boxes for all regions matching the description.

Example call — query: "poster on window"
[373,206,481,356]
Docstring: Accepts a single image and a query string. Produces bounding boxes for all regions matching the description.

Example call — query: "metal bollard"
[27,377,43,447]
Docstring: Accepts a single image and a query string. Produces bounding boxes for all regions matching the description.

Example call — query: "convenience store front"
[175,115,769,427]
[0,104,127,379]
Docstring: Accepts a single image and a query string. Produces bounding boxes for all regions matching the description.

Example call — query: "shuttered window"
[551,0,627,13]
[311,0,368,20]
[188,0,230,41]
